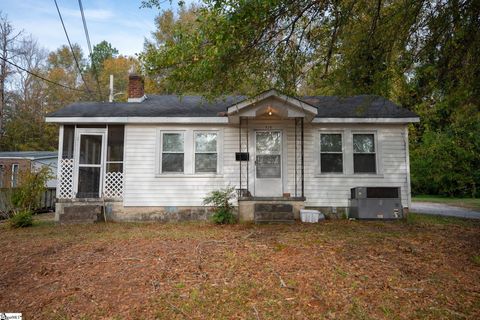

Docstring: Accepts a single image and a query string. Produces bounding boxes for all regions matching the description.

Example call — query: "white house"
[45,75,419,223]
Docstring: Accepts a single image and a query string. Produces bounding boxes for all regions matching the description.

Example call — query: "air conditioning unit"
[349,187,402,219]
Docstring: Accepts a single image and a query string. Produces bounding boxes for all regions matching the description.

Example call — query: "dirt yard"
[1,214,479,319]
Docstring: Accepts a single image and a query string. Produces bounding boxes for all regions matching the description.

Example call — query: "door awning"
[227,89,318,123]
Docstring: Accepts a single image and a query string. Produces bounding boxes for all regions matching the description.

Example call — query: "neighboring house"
[45,75,419,222]
[0,151,58,189]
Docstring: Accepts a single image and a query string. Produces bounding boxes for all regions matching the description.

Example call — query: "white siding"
[304,123,410,208]
[124,124,239,206]
[124,122,411,208]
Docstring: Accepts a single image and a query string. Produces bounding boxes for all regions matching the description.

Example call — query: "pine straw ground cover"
[0,214,479,319]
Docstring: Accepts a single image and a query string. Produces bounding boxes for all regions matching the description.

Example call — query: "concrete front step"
[254,203,294,223]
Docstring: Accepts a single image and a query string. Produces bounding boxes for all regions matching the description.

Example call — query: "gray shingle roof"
[0,151,58,160]
[47,94,417,119]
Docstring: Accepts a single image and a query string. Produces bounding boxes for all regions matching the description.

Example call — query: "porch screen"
[107,125,124,172]
[62,125,75,159]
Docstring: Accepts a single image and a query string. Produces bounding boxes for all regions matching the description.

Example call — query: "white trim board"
[312,117,419,123]
[45,117,229,124]
[46,116,419,124]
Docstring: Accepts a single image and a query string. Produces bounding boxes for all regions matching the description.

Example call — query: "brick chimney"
[127,73,145,102]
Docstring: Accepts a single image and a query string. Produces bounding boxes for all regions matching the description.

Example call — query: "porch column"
[294,117,305,198]
[238,117,249,197]
[301,117,304,198]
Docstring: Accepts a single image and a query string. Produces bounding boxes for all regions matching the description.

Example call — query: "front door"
[254,130,283,197]
[74,130,106,198]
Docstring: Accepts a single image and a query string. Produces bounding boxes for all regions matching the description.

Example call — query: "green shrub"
[203,186,236,224]
[211,207,236,224]
[9,210,33,228]
[11,166,51,211]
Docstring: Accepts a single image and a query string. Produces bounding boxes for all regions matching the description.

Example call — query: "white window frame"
[11,163,19,187]
[194,130,219,174]
[319,132,344,174]
[352,131,378,174]
[158,130,186,174]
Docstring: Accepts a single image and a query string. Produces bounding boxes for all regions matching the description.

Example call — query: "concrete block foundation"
[56,199,352,223]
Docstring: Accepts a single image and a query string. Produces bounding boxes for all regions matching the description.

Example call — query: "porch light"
[268,111,273,116]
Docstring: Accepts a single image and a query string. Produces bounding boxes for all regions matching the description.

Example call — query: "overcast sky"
[1,0,189,57]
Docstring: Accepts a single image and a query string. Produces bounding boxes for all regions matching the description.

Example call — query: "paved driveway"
[411,201,480,219]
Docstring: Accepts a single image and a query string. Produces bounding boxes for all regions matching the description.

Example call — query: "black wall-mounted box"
[235,152,249,161]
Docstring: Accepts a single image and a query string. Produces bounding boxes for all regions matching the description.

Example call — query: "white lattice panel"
[58,158,74,199]
[104,171,124,199]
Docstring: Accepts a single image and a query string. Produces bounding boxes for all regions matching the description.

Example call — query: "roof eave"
[45,116,229,124]
[312,117,420,123]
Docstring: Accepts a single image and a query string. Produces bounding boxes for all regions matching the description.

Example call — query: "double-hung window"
[161,132,184,173]
[11,164,19,187]
[0,164,4,188]
[320,133,343,173]
[353,133,376,173]
[195,132,218,173]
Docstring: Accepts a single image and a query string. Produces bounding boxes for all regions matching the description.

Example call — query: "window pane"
[162,153,184,173]
[256,131,281,154]
[79,135,102,164]
[195,133,217,152]
[108,125,124,161]
[163,133,184,152]
[321,134,342,152]
[195,153,217,173]
[256,155,281,178]
[62,125,75,159]
[354,154,376,173]
[321,154,343,173]
[11,164,19,187]
[77,167,100,198]
[353,134,375,153]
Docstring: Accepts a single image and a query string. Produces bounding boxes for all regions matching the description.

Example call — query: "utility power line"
[0,56,88,93]
[78,0,104,101]
[53,0,94,100]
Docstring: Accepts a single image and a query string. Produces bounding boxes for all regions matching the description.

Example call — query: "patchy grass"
[0,216,479,319]
[413,195,480,211]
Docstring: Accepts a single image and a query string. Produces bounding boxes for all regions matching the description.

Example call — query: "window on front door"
[256,131,281,179]
[161,132,184,173]
[195,132,218,173]
[320,133,343,173]
[353,133,376,173]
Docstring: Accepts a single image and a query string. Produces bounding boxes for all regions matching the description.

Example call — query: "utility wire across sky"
[78,0,104,101]
[0,56,89,93]
[53,0,95,100]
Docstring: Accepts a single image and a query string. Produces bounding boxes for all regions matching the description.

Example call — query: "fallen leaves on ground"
[0,216,479,319]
